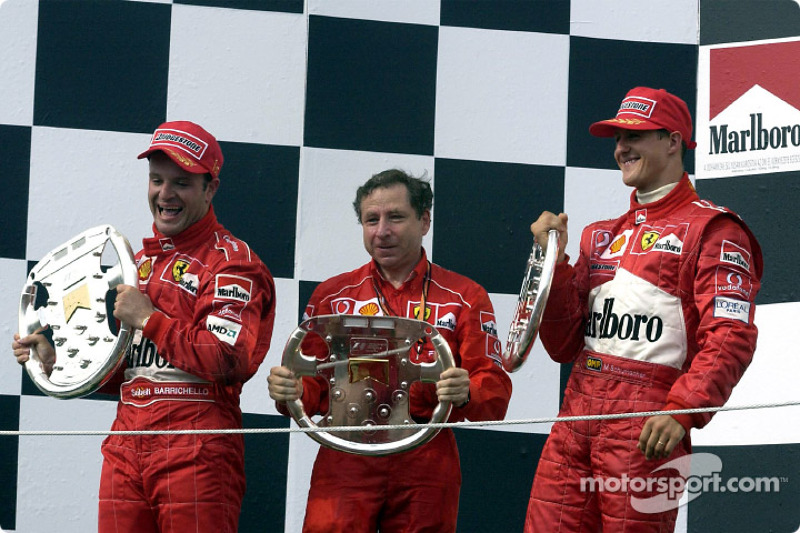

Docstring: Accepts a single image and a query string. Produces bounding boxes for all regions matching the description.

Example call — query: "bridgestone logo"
[585,298,664,342]
[620,101,651,113]
[154,132,203,155]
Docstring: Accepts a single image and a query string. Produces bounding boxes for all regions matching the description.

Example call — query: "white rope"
[1,399,798,437]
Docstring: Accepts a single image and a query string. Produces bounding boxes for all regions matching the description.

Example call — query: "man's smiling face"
[614,128,674,193]
[147,151,218,237]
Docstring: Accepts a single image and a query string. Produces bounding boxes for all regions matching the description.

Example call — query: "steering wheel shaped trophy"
[502,229,560,372]
[18,225,138,399]
[281,314,455,456]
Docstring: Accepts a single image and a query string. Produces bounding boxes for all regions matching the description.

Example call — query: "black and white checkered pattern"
[1,1,798,531]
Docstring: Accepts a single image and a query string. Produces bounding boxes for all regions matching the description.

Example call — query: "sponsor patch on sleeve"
[715,267,752,298]
[713,296,751,324]
[480,311,498,338]
[486,336,503,366]
[720,240,751,272]
[214,274,253,304]
[206,315,242,346]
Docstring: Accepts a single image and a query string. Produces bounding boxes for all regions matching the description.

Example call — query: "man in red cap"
[524,88,763,531]
[12,120,276,532]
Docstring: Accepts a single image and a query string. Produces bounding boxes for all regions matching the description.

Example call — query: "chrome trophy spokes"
[19,225,138,399]
[502,229,560,372]
[282,314,455,456]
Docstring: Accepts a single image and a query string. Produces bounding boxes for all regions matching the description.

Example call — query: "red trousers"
[303,429,462,533]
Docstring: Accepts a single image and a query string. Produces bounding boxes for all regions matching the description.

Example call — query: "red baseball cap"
[138,121,224,178]
[589,87,697,149]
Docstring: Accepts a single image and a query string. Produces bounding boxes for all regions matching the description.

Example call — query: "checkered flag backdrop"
[1,1,798,532]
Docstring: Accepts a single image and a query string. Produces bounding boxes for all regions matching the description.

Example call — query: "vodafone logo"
[715,266,752,298]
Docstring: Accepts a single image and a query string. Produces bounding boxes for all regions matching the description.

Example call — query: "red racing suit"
[98,207,276,533]
[525,175,762,532]
[280,250,512,533]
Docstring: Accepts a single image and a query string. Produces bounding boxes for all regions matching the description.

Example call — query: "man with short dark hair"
[12,120,276,532]
[524,88,763,531]
[268,168,512,533]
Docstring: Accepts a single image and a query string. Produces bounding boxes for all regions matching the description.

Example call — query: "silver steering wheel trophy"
[281,314,455,456]
[502,229,560,372]
[18,225,138,399]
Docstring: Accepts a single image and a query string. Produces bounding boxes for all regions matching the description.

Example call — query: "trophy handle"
[501,229,560,372]
[18,225,138,399]
[282,314,455,456]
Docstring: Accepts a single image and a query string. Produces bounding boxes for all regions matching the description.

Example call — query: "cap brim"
[589,117,661,137]
[137,147,209,174]
[589,119,698,149]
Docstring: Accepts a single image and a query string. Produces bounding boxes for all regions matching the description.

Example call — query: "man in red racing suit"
[525,88,762,532]
[12,121,275,531]
[268,169,511,533]
[100,121,276,532]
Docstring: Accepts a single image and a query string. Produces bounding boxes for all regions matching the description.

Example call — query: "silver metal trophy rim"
[282,314,455,456]
[502,229,560,373]
[18,225,138,399]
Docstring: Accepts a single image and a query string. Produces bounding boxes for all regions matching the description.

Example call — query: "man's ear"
[421,209,431,236]
[206,178,220,203]
[668,131,683,155]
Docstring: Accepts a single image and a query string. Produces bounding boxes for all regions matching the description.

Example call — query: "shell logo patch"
[358,302,379,316]
[609,234,627,254]
[138,258,152,280]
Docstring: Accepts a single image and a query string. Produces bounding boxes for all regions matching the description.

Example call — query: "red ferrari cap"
[138,121,224,178]
[589,87,697,149]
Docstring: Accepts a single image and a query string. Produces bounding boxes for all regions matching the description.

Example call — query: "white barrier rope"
[1,399,798,437]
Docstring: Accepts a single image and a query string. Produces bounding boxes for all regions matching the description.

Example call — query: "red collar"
[369,248,429,290]
[627,173,698,225]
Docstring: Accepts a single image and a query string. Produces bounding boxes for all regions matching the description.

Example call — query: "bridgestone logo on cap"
[150,129,208,160]
[618,97,656,119]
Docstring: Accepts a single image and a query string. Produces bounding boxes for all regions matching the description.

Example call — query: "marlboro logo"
[215,274,252,303]
[709,112,800,154]
[700,38,800,178]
